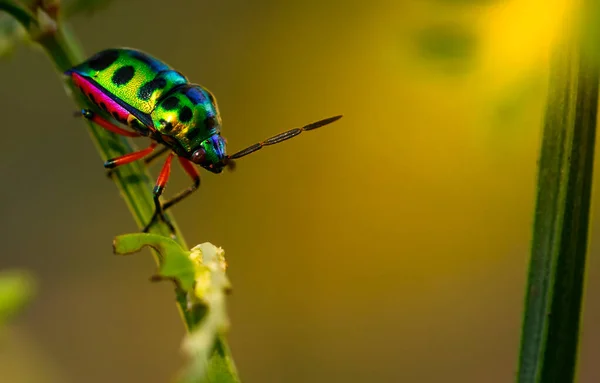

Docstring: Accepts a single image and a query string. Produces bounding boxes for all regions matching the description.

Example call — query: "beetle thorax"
[150,84,222,155]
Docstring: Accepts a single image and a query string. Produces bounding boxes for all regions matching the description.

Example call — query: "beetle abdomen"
[70,71,140,128]
[65,48,188,115]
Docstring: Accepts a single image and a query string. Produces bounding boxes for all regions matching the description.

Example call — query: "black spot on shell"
[186,126,202,141]
[162,96,179,110]
[88,49,120,71]
[138,77,168,101]
[112,112,127,124]
[130,119,142,129]
[160,119,174,133]
[204,116,218,129]
[129,119,148,134]
[179,106,193,123]
[112,65,135,86]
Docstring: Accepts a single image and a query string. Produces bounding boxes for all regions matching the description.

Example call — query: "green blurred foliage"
[0,14,26,57]
[415,23,478,73]
[0,270,34,326]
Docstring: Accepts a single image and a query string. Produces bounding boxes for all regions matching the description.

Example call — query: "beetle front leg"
[142,153,176,235]
[162,156,201,212]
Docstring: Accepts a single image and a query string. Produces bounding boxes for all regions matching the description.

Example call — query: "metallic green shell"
[68,48,226,165]
[69,48,188,115]
[152,85,222,152]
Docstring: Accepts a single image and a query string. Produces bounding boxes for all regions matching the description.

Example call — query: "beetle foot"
[142,209,176,238]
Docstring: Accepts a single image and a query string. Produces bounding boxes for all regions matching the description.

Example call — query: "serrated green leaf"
[0,270,35,324]
[113,233,196,291]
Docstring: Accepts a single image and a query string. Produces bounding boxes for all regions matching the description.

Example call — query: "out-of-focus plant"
[0,1,239,382]
[0,270,35,331]
[517,1,599,383]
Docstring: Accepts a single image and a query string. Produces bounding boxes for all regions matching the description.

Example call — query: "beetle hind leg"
[77,109,142,138]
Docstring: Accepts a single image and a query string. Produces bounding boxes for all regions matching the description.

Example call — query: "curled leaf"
[113,233,196,291]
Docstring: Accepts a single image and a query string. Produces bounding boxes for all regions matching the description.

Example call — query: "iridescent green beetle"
[65,48,341,233]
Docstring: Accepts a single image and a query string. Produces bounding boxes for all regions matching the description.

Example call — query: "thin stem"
[517,2,598,382]
[1,3,238,381]
[0,1,37,29]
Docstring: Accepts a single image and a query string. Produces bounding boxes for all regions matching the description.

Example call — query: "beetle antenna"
[226,115,343,160]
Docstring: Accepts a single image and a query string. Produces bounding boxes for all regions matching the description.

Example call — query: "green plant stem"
[517,2,598,383]
[0,2,239,381]
[0,1,35,29]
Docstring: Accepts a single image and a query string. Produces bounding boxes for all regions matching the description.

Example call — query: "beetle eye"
[191,148,206,164]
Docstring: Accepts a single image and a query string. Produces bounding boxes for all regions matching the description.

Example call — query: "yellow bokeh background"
[2,0,600,382]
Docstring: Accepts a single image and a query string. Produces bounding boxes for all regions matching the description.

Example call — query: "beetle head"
[190,134,234,173]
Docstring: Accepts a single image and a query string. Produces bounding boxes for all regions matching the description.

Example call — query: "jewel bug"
[65,48,342,233]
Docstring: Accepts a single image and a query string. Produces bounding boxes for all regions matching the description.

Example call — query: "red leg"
[143,153,176,233]
[104,142,157,169]
[154,153,175,195]
[162,157,202,211]
[80,109,141,138]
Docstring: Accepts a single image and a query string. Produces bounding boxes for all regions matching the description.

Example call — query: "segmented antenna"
[227,115,343,160]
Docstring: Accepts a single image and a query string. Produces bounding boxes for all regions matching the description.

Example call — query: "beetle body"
[65,48,342,233]
[66,48,226,173]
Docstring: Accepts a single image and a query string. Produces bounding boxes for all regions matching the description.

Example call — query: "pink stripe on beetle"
[70,72,132,124]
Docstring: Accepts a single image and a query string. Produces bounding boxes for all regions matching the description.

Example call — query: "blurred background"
[2,0,599,382]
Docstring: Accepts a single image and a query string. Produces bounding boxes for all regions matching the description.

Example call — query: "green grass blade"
[517,3,599,382]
